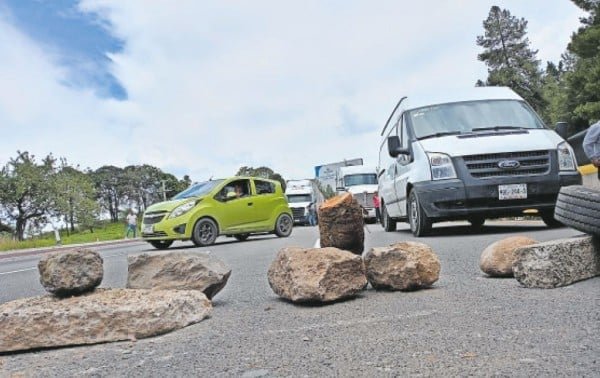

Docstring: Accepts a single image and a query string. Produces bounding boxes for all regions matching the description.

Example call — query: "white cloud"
[0,1,586,182]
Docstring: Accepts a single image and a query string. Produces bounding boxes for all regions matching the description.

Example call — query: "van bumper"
[412,172,582,220]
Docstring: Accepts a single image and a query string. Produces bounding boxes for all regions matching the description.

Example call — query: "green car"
[141,177,293,249]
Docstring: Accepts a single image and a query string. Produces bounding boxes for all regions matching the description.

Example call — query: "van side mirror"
[387,136,410,158]
[555,122,569,139]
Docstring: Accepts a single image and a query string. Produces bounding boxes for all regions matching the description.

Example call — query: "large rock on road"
[479,236,538,277]
[364,242,441,290]
[267,247,367,303]
[318,193,365,255]
[127,251,231,299]
[38,249,103,296]
[0,289,212,353]
[513,235,600,288]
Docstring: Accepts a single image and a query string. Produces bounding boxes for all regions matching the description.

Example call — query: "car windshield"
[344,174,377,186]
[172,180,224,200]
[287,194,312,203]
[408,99,545,139]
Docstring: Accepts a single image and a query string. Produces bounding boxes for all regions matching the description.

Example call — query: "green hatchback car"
[141,177,293,249]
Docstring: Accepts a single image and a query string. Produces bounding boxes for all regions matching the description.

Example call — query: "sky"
[0,0,587,183]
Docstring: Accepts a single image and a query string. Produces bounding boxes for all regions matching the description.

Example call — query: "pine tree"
[476,6,545,113]
[565,0,600,126]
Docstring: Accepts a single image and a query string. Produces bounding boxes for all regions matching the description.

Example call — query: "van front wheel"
[408,191,432,237]
[382,203,397,232]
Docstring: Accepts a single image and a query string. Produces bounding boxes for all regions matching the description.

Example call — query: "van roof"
[403,86,524,111]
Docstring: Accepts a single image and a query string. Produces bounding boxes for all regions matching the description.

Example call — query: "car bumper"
[141,218,189,241]
[413,172,582,220]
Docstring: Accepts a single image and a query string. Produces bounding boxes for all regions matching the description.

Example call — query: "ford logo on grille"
[498,160,520,169]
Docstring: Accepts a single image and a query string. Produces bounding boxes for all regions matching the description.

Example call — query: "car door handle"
[247,202,253,206]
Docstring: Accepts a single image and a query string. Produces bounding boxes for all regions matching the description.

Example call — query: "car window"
[215,179,251,201]
[255,180,275,195]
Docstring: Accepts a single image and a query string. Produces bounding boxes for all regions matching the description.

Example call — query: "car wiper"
[471,126,528,132]
[417,131,463,140]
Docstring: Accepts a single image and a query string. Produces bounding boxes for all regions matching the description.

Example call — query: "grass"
[0,221,132,252]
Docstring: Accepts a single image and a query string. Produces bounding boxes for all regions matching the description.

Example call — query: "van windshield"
[408,100,545,139]
[173,180,224,200]
[287,194,312,203]
[344,174,377,186]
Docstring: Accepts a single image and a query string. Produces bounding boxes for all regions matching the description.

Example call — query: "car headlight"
[557,141,576,171]
[169,201,196,219]
[427,152,457,180]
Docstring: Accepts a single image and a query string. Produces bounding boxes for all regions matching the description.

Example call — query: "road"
[1,221,599,377]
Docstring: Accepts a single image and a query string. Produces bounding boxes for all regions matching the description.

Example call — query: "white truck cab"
[337,165,378,222]
[378,87,582,236]
[285,179,323,225]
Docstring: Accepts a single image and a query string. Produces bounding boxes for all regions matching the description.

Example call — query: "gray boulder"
[127,251,231,299]
[267,247,367,303]
[0,288,212,353]
[513,235,600,288]
[38,249,103,296]
[364,242,441,290]
[479,236,538,277]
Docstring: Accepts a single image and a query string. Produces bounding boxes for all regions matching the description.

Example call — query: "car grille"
[462,150,550,179]
[352,192,374,209]
[143,211,167,225]
[142,231,168,238]
[291,207,305,219]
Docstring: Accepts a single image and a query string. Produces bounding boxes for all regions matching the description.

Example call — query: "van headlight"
[557,141,576,171]
[427,152,457,180]
[169,201,196,219]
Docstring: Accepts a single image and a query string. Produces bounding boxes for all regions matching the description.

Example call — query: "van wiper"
[472,126,528,132]
[418,131,463,140]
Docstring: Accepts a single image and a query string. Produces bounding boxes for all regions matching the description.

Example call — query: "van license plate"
[498,184,527,200]
[143,225,153,234]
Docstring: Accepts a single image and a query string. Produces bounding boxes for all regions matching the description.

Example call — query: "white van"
[378,87,581,236]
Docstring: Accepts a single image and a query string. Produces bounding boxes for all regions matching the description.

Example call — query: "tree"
[0,152,55,240]
[235,166,286,191]
[476,6,545,112]
[52,161,100,233]
[540,61,571,125]
[90,166,126,222]
[564,0,600,126]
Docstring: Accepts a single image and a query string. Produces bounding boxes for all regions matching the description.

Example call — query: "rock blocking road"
[0,223,598,376]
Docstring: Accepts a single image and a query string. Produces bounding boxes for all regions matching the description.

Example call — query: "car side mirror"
[555,122,569,140]
[387,136,410,158]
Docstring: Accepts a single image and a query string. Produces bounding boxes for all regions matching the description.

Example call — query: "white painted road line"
[0,267,36,276]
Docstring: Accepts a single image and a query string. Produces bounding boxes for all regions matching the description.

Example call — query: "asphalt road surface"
[1,221,598,377]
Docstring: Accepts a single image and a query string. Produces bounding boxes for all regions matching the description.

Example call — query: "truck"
[378,86,581,236]
[285,179,325,225]
[336,165,379,222]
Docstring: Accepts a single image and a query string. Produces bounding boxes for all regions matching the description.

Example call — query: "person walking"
[307,202,317,226]
[373,191,381,223]
[583,120,600,180]
[125,210,138,238]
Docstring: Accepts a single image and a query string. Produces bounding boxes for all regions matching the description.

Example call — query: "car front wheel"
[191,218,218,246]
[274,213,293,237]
